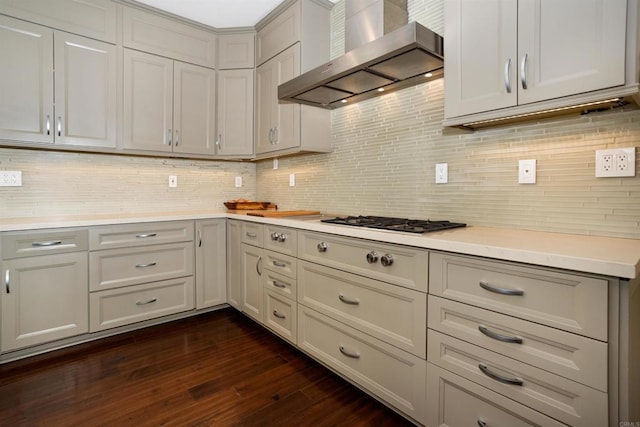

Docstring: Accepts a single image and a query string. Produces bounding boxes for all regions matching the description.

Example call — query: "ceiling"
[133,0,337,29]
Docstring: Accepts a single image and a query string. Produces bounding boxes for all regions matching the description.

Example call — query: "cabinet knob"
[317,242,328,252]
[271,232,280,241]
[277,233,287,242]
[366,251,378,264]
[380,254,394,267]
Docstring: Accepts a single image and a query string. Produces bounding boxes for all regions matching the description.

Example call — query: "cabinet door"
[241,244,263,322]
[172,62,216,156]
[195,219,227,309]
[517,0,627,104]
[444,0,518,119]
[217,69,254,156]
[2,252,88,351]
[0,16,53,144]
[255,57,276,155]
[226,221,243,310]
[54,32,116,148]
[123,49,173,152]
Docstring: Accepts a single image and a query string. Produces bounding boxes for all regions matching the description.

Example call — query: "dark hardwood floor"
[0,308,414,426]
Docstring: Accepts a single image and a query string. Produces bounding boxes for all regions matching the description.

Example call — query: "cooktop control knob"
[381,254,394,267]
[271,232,280,241]
[278,233,287,242]
[317,242,328,252]
[366,251,378,264]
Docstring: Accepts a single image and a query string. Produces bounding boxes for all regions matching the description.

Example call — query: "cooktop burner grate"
[321,216,466,233]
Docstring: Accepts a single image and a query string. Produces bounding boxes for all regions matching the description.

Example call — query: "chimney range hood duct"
[278,0,443,109]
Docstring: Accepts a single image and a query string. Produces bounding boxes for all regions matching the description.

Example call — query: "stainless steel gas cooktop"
[320,215,466,234]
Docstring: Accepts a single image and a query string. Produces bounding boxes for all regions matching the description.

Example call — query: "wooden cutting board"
[246,210,320,217]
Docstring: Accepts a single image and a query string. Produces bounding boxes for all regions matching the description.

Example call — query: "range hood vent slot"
[278,0,443,109]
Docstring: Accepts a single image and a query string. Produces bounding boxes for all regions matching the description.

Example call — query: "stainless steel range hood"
[278,0,443,109]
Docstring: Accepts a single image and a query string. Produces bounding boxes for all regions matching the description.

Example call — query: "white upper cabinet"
[218,32,255,69]
[444,0,630,126]
[0,15,116,148]
[217,69,255,157]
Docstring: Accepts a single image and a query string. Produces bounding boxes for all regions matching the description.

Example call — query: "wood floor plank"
[0,308,414,426]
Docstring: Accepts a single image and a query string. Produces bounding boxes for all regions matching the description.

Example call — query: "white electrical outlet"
[273,159,279,170]
[168,175,177,188]
[435,163,448,184]
[289,173,295,187]
[235,176,242,188]
[518,159,536,184]
[596,147,636,177]
[0,171,22,187]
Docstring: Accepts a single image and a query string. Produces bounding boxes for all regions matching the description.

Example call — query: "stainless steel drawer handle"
[272,310,286,319]
[520,53,528,90]
[136,298,157,306]
[271,232,280,241]
[478,325,523,344]
[136,233,157,238]
[478,363,523,386]
[317,242,328,252]
[338,294,360,305]
[277,234,287,242]
[246,232,257,238]
[479,280,524,296]
[366,251,378,264]
[504,58,512,93]
[380,254,393,267]
[339,345,360,359]
[5,270,9,294]
[272,260,287,268]
[477,419,487,427]
[31,240,63,247]
[272,280,286,289]
[135,262,157,268]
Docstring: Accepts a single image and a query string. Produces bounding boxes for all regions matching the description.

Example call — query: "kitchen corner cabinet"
[1,229,89,352]
[217,69,255,157]
[123,49,216,156]
[254,0,331,159]
[443,0,629,126]
[0,15,116,148]
[195,219,227,309]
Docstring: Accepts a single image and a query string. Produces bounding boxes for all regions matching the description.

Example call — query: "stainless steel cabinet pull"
[272,127,278,144]
[479,280,524,296]
[478,325,523,344]
[271,232,280,241]
[256,256,262,276]
[478,363,523,386]
[136,233,157,238]
[272,260,286,268]
[198,229,202,247]
[272,280,286,288]
[272,310,286,319]
[215,134,222,148]
[31,240,63,247]
[338,294,360,305]
[168,129,172,146]
[477,419,487,427]
[317,242,328,252]
[246,232,257,238]
[277,234,287,242]
[366,251,378,264]
[339,345,360,359]
[46,115,51,135]
[135,262,157,268]
[57,116,62,136]
[136,298,157,306]
[174,129,179,146]
[520,53,528,90]
[504,58,512,93]
[380,254,393,267]
[268,128,274,144]
[5,270,9,294]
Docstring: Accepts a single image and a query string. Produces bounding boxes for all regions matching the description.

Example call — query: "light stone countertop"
[2,211,640,280]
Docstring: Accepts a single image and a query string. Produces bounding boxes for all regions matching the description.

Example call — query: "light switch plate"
[235,176,242,187]
[518,159,536,184]
[289,173,295,187]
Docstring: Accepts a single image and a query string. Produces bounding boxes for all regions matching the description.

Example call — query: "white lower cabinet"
[298,305,426,425]
[195,219,227,309]
[241,243,264,322]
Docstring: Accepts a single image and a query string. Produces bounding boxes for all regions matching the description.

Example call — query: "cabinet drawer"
[264,269,296,300]
[264,225,297,256]
[263,290,296,344]
[89,242,193,291]
[429,251,608,340]
[428,295,607,391]
[89,221,194,250]
[241,222,264,246]
[263,251,296,279]
[297,306,426,425]
[428,330,607,426]
[299,260,426,358]
[426,363,565,427]
[298,231,428,291]
[89,276,194,332]
[256,0,300,66]
[122,6,216,68]
[2,228,88,259]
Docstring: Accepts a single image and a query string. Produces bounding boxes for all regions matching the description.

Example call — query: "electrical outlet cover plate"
[518,159,536,184]
[168,175,177,188]
[435,163,448,184]
[596,147,636,177]
[0,171,22,186]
